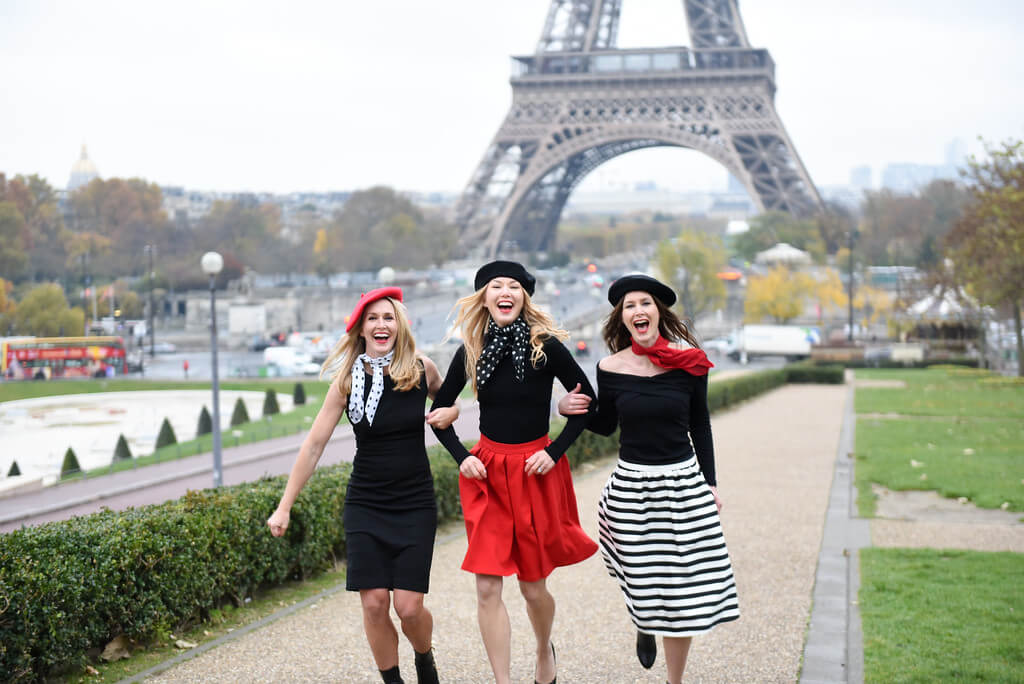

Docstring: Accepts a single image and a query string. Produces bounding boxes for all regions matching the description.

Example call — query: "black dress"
[343,367,437,593]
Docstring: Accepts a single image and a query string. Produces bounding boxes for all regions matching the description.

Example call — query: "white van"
[263,346,321,376]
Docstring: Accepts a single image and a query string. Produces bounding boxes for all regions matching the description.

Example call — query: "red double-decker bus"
[1,336,126,380]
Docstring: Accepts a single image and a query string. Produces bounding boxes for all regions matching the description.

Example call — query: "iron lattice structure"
[456,0,822,256]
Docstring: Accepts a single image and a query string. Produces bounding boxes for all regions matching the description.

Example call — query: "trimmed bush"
[293,382,306,406]
[61,448,81,478]
[155,418,177,449]
[0,464,351,681]
[7,460,20,477]
[230,398,250,427]
[784,363,845,384]
[813,357,980,370]
[262,389,280,417]
[112,434,132,463]
[197,405,213,437]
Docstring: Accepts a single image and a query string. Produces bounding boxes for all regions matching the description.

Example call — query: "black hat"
[474,260,536,296]
[607,274,676,307]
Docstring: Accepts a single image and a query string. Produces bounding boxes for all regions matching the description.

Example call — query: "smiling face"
[621,290,660,346]
[360,299,398,357]
[483,277,525,326]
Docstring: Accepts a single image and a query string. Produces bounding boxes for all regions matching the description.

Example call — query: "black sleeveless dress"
[343,367,437,593]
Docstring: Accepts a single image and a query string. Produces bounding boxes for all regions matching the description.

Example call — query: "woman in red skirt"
[430,261,598,684]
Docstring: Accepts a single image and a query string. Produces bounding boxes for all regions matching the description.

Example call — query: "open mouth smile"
[496,301,515,313]
[633,319,650,333]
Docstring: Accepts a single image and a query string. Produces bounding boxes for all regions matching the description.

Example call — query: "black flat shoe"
[636,631,656,669]
[414,647,439,684]
[534,641,556,684]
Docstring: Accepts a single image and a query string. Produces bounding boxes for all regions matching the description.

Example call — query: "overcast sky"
[2,0,1022,195]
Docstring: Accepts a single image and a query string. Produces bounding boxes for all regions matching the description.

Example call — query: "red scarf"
[630,336,714,376]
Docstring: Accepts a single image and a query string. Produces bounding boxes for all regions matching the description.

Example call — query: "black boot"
[636,631,657,669]
[414,648,439,684]
[380,665,404,684]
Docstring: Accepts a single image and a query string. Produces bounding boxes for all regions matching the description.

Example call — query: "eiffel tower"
[455,0,822,257]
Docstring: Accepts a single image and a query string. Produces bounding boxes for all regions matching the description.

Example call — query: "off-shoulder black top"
[589,366,717,485]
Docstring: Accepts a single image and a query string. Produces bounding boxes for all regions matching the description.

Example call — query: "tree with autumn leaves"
[945,138,1024,376]
[654,231,727,321]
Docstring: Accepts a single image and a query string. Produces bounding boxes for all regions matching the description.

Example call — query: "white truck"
[263,346,321,376]
[726,324,821,363]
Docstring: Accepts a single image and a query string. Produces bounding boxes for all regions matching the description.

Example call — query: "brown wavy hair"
[321,296,420,396]
[602,294,701,353]
[447,287,568,395]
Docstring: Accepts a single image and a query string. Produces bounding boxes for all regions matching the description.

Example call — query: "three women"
[267,287,457,684]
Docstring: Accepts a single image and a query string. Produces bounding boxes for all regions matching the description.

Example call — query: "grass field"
[0,377,331,404]
[860,548,1024,683]
[853,368,1024,516]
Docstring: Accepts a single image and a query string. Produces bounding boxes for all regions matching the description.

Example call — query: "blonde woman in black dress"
[267,287,458,684]
[584,274,740,684]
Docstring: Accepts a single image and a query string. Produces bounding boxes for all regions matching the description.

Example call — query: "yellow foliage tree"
[744,266,816,323]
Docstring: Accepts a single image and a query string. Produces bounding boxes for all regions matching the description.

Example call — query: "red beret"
[345,287,403,332]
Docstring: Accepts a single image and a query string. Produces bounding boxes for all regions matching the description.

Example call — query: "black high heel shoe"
[534,642,556,684]
[636,631,657,669]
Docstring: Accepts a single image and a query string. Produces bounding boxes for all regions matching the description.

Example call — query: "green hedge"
[814,357,980,369]
[0,366,837,681]
[783,363,846,384]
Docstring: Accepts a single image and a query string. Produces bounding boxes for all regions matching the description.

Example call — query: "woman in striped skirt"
[572,274,740,683]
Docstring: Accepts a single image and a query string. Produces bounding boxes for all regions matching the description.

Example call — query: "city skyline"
[2,0,1022,196]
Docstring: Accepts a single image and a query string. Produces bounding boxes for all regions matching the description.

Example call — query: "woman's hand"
[525,450,555,476]
[267,508,290,537]
[709,485,722,514]
[557,382,592,416]
[460,455,487,479]
[425,405,460,430]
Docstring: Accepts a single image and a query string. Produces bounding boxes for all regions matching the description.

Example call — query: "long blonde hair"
[321,296,420,395]
[447,287,568,395]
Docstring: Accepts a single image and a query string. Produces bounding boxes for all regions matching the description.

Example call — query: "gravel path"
[147,383,848,683]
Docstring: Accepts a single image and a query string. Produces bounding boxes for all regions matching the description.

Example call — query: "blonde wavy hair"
[447,286,568,395]
[321,296,421,396]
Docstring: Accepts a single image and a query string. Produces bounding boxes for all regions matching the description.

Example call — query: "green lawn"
[853,368,1024,516]
[0,377,332,404]
[854,367,1024,418]
[860,548,1024,683]
[0,377,337,481]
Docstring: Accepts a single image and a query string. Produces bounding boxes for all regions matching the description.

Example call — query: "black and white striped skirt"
[597,458,740,637]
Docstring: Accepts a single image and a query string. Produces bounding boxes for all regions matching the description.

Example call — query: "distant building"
[880,163,957,194]
[67,145,99,191]
[848,165,872,190]
[944,138,967,168]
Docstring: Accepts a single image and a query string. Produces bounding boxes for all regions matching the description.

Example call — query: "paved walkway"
[137,383,851,683]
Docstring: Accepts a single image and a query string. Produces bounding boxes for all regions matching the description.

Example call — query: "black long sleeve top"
[588,366,717,485]
[430,338,597,464]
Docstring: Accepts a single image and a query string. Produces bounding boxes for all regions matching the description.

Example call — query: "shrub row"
[814,357,980,369]
[0,368,825,681]
[782,363,846,385]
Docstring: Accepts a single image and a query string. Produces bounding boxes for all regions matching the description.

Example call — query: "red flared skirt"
[459,434,598,582]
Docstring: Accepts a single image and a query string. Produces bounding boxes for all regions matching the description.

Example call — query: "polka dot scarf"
[348,350,394,425]
[477,317,530,388]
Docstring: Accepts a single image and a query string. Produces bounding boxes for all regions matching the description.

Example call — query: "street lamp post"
[145,245,156,356]
[201,251,224,488]
[847,229,858,342]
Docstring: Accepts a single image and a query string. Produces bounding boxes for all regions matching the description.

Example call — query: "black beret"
[474,260,536,296]
[607,274,676,307]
